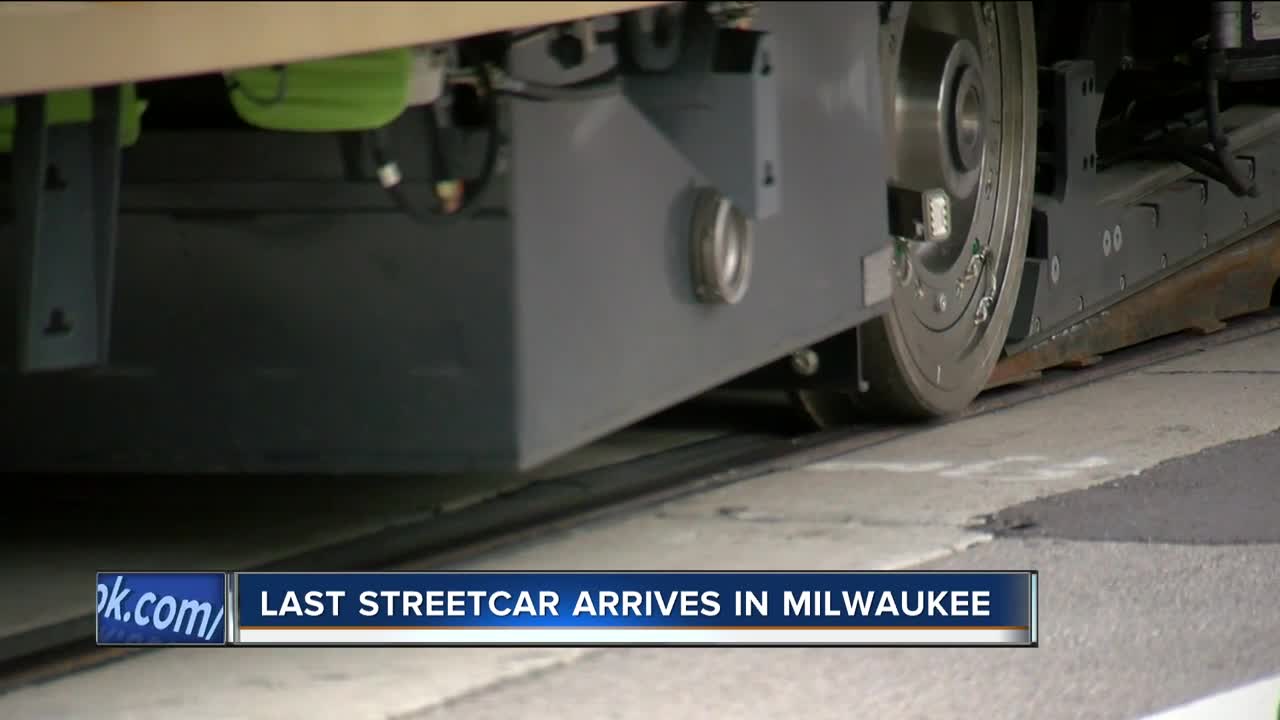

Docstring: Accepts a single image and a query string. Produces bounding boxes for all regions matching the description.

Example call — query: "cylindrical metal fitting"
[1211,1,1245,50]
[690,189,754,305]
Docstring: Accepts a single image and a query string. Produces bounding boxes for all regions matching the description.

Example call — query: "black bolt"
[549,33,585,69]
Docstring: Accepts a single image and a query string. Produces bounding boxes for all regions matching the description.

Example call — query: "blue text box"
[96,572,228,646]
[235,571,1034,630]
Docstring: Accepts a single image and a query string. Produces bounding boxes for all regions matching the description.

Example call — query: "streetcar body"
[1,1,1277,472]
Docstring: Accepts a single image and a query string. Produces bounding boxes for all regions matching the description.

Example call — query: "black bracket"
[1007,60,1101,345]
[12,86,123,372]
[886,185,951,241]
[887,186,925,239]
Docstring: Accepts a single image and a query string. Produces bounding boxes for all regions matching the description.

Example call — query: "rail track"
[4,221,1280,694]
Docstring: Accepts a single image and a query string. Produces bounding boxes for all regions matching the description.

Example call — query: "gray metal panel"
[1252,1,1280,41]
[0,2,889,473]
[622,20,782,219]
[510,2,890,466]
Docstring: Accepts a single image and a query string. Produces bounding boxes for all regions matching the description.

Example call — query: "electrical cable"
[365,15,624,224]
[489,66,622,102]
[1099,53,1259,198]
[367,65,501,224]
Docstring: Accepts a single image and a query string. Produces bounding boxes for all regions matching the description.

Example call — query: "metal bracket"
[12,87,123,372]
[621,12,780,219]
[851,325,870,393]
[886,186,924,239]
[796,327,871,393]
[732,325,871,394]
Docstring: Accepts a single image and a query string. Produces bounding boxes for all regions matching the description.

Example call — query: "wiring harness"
[367,59,622,224]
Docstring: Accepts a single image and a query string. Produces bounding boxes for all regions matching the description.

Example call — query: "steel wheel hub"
[879,0,1032,391]
[794,1,1035,426]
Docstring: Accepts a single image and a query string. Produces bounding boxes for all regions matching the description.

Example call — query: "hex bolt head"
[790,349,820,376]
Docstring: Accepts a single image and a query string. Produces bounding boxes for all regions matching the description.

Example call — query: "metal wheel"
[795,0,1038,425]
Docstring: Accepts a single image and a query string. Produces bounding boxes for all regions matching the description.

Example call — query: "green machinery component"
[225,48,416,132]
[0,85,147,153]
[0,47,416,151]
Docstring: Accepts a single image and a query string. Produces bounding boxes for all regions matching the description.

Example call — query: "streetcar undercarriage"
[1,1,1279,472]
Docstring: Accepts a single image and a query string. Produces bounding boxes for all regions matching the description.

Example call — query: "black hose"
[1114,50,1261,197]
[1204,49,1259,197]
[1158,141,1248,190]
[1105,134,1250,191]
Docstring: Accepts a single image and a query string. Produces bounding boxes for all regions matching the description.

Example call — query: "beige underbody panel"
[0,1,671,96]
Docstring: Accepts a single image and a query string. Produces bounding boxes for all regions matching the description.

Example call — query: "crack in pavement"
[1141,369,1280,375]
[386,650,607,720]
[649,506,963,531]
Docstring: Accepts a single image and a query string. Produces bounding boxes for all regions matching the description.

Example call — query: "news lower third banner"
[96,571,1038,647]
